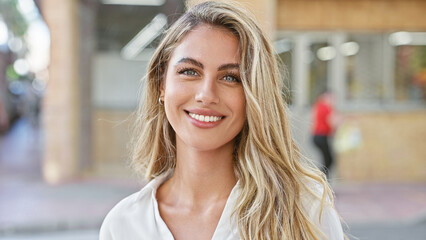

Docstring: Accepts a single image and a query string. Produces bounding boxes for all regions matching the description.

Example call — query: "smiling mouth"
[185,111,224,123]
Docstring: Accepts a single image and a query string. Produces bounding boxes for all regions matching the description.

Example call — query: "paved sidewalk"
[0,176,142,235]
[0,229,99,240]
[334,182,426,225]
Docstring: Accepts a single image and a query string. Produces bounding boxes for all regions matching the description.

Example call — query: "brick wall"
[277,0,426,31]
[337,111,426,181]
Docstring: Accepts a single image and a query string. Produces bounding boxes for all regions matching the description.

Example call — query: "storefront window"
[394,45,426,102]
[276,38,293,104]
[277,31,426,109]
[278,47,293,104]
[309,42,329,104]
[345,35,384,102]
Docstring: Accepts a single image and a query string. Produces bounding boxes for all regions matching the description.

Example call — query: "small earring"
[158,97,164,105]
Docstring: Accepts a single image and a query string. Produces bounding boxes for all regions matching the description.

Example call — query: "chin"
[188,141,225,151]
[181,137,235,152]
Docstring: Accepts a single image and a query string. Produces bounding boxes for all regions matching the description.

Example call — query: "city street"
[0,230,98,240]
[349,221,426,240]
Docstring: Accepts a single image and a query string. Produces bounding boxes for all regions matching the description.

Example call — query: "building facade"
[40,0,426,183]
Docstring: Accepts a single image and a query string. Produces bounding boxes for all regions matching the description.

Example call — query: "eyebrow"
[218,63,240,71]
[176,57,204,69]
[175,57,240,71]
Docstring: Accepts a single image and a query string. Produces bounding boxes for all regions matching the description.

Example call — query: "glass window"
[276,31,426,109]
[345,35,385,102]
[309,42,329,104]
[394,45,426,102]
[278,46,293,104]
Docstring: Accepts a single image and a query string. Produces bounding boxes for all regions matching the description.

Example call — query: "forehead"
[168,24,240,65]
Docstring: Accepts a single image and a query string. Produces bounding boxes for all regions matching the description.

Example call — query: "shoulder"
[101,190,145,224]
[99,188,149,239]
[100,177,162,240]
[300,180,345,240]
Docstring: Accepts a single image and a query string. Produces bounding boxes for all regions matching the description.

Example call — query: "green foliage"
[0,0,29,37]
[6,64,20,80]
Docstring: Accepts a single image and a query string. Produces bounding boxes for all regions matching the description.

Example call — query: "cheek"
[165,85,189,106]
[163,81,191,121]
[231,90,247,124]
[237,89,246,112]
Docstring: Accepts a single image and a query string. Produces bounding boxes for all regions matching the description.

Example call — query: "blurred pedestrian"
[311,91,339,179]
[101,1,344,239]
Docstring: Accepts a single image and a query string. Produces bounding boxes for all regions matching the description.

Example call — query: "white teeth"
[188,113,222,122]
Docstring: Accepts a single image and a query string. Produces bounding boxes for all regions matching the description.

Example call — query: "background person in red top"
[312,91,337,179]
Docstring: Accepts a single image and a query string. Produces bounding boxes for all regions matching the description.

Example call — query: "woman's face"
[161,24,246,152]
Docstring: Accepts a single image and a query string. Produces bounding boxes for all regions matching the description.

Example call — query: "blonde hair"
[131,1,335,239]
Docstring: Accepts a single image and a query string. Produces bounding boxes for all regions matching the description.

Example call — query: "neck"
[159,138,237,207]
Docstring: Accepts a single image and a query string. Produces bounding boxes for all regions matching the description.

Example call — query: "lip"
[185,108,225,117]
[184,108,225,129]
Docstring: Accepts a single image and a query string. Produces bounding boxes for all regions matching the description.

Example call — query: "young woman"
[100,1,344,239]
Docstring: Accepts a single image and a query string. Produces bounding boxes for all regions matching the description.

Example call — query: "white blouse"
[100,175,344,240]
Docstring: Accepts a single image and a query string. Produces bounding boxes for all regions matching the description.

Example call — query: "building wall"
[92,109,133,176]
[92,52,143,110]
[91,52,144,176]
[277,0,426,31]
[40,0,425,182]
[276,0,426,182]
[337,112,426,181]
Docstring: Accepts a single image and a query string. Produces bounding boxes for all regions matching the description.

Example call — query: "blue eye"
[179,69,198,76]
[223,75,240,83]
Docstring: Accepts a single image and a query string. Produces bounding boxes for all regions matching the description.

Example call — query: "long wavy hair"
[131,1,334,239]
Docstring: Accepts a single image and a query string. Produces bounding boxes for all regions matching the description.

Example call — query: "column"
[329,33,346,107]
[293,34,309,108]
[41,0,80,184]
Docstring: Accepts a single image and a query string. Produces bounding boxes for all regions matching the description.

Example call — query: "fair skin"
[156,24,246,240]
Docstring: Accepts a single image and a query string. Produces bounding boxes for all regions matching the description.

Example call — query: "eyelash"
[177,68,198,76]
[223,73,241,83]
[177,67,241,83]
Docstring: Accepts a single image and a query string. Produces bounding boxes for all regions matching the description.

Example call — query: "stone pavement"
[334,182,426,225]
[0,175,142,235]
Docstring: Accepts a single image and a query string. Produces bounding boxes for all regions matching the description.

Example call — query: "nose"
[195,76,219,105]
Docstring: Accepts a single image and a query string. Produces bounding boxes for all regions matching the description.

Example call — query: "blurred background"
[0,0,425,239]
